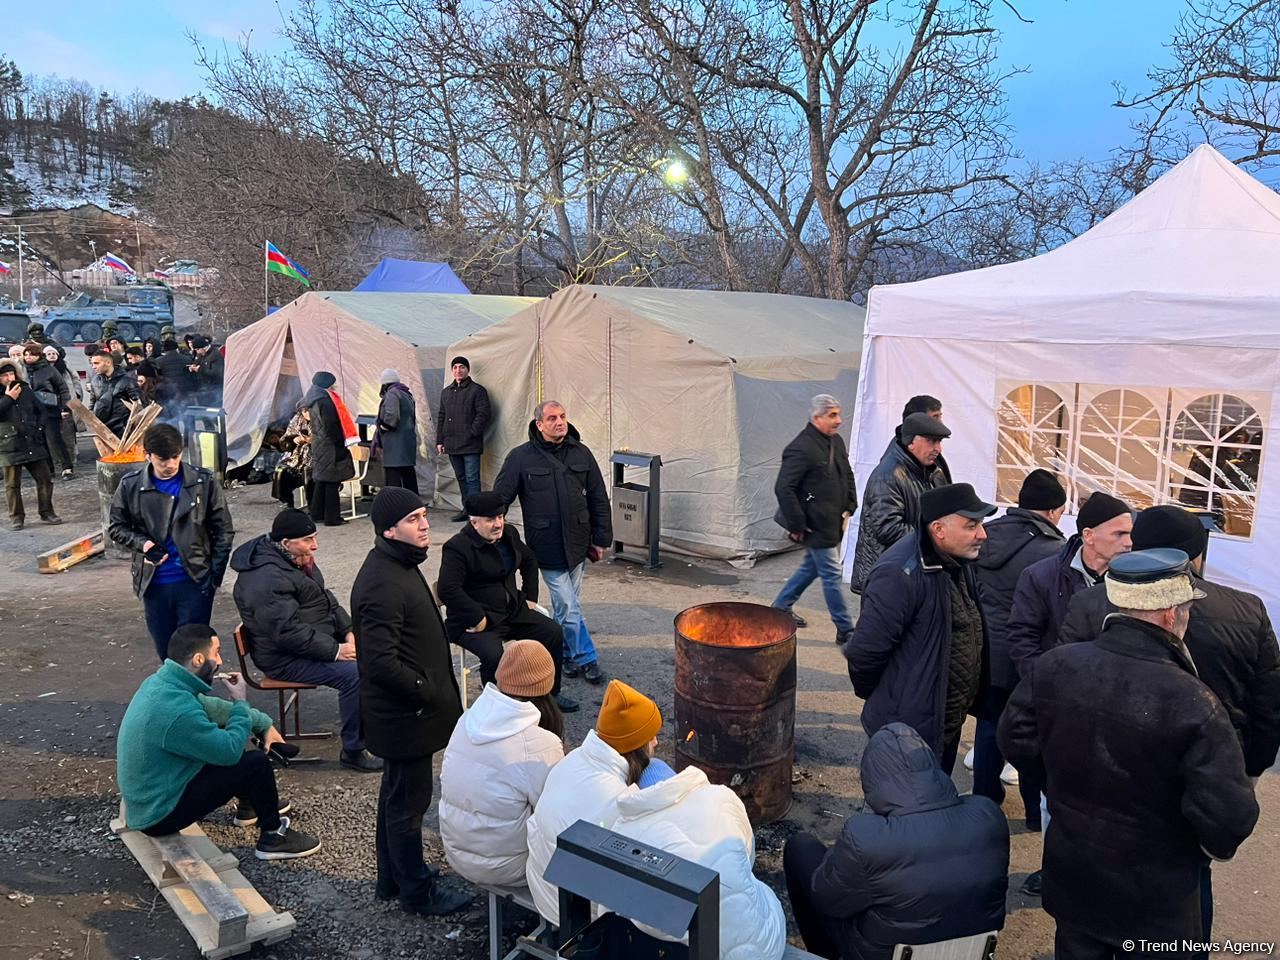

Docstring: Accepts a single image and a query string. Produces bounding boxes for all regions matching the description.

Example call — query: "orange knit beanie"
[596,680,662,754]
[495,640,555,698]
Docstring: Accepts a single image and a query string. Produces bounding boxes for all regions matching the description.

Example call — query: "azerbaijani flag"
[0,260,10,274]
[266,241,311,287]
[102,252,135,274]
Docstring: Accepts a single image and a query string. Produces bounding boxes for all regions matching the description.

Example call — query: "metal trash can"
[610,450,662,569]
[183,406,227,483]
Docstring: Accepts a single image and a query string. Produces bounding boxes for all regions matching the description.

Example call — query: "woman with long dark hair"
[438,640,565,887]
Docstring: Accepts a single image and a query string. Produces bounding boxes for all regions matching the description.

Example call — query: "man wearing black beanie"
[231,509,382,774]
[350,488,469,916]
[435,356,491,522]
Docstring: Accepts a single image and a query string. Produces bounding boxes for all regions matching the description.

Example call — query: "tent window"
[995,384,1071,505]
[1167,394,1263,537]
[1075,388,1164,509]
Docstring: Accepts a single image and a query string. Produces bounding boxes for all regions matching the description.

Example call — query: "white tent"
[451,284,864,563]
[850,144,1280,614]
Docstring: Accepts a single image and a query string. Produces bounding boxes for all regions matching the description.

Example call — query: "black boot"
[401,880,472,917]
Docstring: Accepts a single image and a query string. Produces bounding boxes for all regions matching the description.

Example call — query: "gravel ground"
[0,456,1276,959]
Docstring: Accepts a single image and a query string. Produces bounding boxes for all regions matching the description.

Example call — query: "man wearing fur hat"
[0,357,60,529]
[374,368,418,495]
[1000,549,1259,960]
[435,356,490,522]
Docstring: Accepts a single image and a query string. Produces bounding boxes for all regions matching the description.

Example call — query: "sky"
[4,0,1186,167]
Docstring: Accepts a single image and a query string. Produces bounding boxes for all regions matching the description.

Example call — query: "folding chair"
[232,624,332,740]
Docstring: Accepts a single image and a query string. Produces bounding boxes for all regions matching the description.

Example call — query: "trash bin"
[610,451,662,569]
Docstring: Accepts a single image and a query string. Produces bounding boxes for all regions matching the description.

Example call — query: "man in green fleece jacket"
[117,623,322,860]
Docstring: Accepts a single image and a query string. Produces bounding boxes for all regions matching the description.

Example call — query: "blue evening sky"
[6,0,1184,166]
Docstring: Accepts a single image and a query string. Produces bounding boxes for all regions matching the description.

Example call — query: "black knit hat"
[465,491,507,518]
[1132,504,1208,561]
[1077,492,1131,531]
[191,335,211,349]
[271,508,317,542]
[136,360,160,379]
[1018,469,1067,510]
[371,486,424,534]
[450,356,470,370]
[920,483,997,525]
[311,370,337,389]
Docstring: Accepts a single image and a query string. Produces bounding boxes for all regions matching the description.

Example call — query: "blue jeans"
[269,657,364,752]
[448,453,482,505]
[143,576,216,661]
[543,562,598,666]
[772,545,853,632]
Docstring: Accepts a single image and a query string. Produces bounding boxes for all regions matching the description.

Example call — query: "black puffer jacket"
[810,723,1008,960]
[493,421,612,571]
[303,383,355,484]
[974,509,1065,693]
[436,376,491,455]
[1058,576,1280,777]
[351,537,462,761]
[774,423,857,549]
[0,364,49,468]
[437,523,541,639]
[851,440,947,593]
[230,534,352,675]
[843,527,988,756]
[999,616,1258,945]
[92,368,141,437]
[25,358,71,414]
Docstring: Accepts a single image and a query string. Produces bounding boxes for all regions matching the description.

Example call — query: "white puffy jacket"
[439,684,564,887]
[611,767,786,960]
[525,728,634,924]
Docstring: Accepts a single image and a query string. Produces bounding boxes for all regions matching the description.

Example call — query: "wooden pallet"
[36,529,105,574]
[111,812,296,959]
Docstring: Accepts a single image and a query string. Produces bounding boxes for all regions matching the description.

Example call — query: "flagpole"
[263,240,268,318]
[16,224,23,302]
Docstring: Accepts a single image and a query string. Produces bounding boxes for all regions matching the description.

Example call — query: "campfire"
[68,398,161,461]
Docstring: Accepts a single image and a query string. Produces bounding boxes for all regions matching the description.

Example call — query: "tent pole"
[263,240,269,318]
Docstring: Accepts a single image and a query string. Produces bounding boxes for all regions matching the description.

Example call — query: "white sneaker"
[1000,762,1020,785]
[963,747,976,770]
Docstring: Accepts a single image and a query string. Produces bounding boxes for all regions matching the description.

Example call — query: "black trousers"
[1054,922,1180,959]
[309,480,343,525]
[782,832,844,960]
[375,754,437,907]
[382,466,420,496]
[4,459,54,521]
[452,606,565,696]
[142,750,280,836]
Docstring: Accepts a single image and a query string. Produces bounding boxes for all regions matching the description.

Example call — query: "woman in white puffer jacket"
[439,640,565,887]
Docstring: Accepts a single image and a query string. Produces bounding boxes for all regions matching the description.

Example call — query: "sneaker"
[340,748,384,772]
[255,816,322,861]
[449,511,468,522]
[789,611,807,628]
[401,882,472,916]
[61,469,74,481]
[1000,762,1020,785]
[963,748,976,771]
[554,693,580,713]
[234,799,293,827]
[1021,870,1042,896]
[41,515,64,525]
[581,661,605,685]
[10,518,23,531]
[561,662,582,679]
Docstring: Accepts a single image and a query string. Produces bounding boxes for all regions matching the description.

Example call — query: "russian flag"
[102,252,135,274]
[152,268,171,279]
[0,260,10,274]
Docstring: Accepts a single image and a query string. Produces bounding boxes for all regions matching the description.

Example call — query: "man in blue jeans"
[109,424,234,661]
[436,357,491,522]
[494,400,612,684]
[772,395,857,644]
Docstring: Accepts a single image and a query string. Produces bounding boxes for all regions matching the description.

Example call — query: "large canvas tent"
[354,258,470,293]
[850,145,1280,615]
[223,291,538,498]
[450,284,864,563]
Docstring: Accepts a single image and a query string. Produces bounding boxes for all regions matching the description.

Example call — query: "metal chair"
[232,624,332,740]
[892,932,998,960]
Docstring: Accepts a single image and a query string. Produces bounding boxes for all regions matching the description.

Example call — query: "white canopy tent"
[850,144,1280,614]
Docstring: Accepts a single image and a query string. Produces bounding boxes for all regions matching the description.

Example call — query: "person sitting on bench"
[116,624,322,861]
[437,490,578,713]
[783,722,1009,960]
[230,508,382,772]
[439,640,566,887]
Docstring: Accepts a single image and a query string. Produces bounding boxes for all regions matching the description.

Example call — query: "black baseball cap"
[920,483,997,525]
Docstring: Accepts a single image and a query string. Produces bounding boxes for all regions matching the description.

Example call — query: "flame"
[100,447,145,463]
[685,729,696,742]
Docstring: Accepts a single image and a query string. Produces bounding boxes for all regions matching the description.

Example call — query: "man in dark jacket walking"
[375,369,418,494]
[303,371,354,527]
[231,509,382,772]
[351,486,470,917]
[771,395,857,643]
[436,356,490,522]
[0,358,60,529]
[783,723,1008,960]
[189,336,224,406]
[851,411,951,593]
[494,400,612,684]
[437,490,578,713]
[971,469,1066,815]
[1000,549,1259,960]
[89,348,141,437]
[109,423,234,660]
[844,483,996,773]
[21,342,75,480]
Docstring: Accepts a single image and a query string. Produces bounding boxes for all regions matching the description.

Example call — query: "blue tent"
[354,258,470,294]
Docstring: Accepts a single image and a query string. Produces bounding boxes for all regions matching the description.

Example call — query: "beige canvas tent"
[449,284,864,563]
[223,291,539,499]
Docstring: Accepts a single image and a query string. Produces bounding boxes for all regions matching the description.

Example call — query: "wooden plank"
[117,402,162,453]
[152,835,250,947]
[68,397,121,452]
[36,529,105,574]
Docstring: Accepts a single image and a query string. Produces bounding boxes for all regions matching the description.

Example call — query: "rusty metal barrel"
[673,601,797,824]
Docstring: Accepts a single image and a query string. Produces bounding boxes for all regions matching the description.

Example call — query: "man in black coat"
[155,339,196,402]
[783,723,1008,960]
[494,400,612,684]
[302,371,354,527]
[231,509,382,773]
[771,394,857,643]
[999,549,1259,960]
[971,469,1066,816]
[351,487,469,917]
[850,411,951,593]
[0,358,60,529]
[435,356,491,522]
[89,348,141,437]
[437,490,579,713]
[843,483,996,773]
[375,368,419,494]
[21,343,75,480]
[189,335,224,406]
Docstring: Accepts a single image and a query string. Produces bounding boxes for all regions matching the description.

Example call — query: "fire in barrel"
[673,601,797,824]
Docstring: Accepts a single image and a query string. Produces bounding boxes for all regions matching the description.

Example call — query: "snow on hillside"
[3,146,139,215]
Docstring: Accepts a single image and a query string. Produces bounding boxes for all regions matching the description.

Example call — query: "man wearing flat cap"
[231,509,382,772]
[437,491,579,713]
[844,482,996,773]
[851,410,952,594]
[187,335,224,406]
[1000,549,1259,960]
[436,356,490,522]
